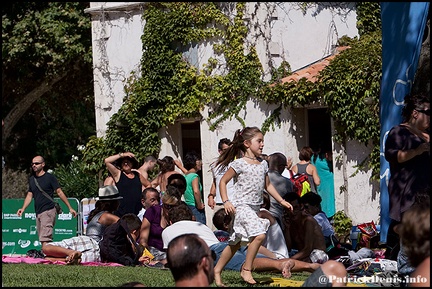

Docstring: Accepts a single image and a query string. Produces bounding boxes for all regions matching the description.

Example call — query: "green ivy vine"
[83,2,382,181]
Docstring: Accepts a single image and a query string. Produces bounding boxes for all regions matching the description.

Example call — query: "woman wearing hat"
[85,185,123,242]
[42,185,123,264]
[104,152,143,217]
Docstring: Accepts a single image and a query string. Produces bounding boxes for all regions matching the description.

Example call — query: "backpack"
[288,170,311,197]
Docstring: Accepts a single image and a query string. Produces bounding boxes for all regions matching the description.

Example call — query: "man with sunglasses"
[17,155,78,248]
[384,93,430,262]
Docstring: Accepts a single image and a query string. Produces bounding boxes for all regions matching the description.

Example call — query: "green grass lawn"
[2,263,310,287]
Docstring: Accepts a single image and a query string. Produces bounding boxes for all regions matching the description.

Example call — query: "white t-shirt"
[260,209,289,259]
[137,208,146,221]
[281,168,292,179]
[162,220,220,249]
[211,162,235,204]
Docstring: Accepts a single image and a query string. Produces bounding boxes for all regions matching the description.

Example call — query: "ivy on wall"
[83,2,382,181]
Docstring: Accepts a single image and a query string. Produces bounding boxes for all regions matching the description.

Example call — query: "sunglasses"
[416,109,430,116]
[31,162,42,166]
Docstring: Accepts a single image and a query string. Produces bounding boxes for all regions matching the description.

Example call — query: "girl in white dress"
[213,126,293,286]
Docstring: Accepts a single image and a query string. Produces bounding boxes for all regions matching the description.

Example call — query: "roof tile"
[278,46,350,84]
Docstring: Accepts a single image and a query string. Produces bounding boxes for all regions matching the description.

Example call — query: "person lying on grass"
[42,185,122,264]
[44,213,147,266]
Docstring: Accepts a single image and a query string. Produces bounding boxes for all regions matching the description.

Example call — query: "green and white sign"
[2,198,79,255]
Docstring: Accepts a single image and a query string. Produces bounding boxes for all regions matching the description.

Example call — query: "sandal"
[241,267,257,285]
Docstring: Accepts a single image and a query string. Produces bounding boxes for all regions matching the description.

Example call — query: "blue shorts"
[210,242,268,271]
[187,205,206,225]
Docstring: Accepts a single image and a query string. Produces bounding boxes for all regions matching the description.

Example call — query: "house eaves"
[278,46,351,84]
[84,2,148,15]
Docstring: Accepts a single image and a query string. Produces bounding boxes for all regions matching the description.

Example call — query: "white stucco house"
[84,2,380,227]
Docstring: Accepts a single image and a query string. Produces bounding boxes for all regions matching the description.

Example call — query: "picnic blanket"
[2,255,123,266]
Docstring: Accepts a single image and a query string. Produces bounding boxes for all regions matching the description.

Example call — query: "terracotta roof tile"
[277,46,350,84]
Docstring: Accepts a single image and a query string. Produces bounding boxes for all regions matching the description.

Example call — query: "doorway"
[180,121,201,158]
[180,121,203,186]
[308,108,332,151]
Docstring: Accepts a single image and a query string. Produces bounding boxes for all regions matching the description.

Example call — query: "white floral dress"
[228,158,270,246]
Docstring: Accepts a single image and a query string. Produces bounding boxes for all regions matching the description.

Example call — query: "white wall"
[87,2,146,137]
[86,2,380,227]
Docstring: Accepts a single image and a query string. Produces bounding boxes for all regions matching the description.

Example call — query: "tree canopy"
[2,2,95,170]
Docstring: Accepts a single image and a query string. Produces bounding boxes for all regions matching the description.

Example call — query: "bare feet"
[65,251,82,265]
[281,260,295,278]
[214,269,226,287]
[241,267,257,285]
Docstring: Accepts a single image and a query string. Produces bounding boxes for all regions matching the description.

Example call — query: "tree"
[2,2,95,170]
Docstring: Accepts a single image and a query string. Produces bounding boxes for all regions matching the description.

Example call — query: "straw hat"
[98,185,123,200]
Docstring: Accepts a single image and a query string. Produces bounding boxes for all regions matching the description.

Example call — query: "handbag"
[34,178,63,214]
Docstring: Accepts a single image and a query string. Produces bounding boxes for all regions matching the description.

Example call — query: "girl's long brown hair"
[215,126,262,171]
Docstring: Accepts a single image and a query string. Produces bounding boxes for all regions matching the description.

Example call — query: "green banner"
[2,198,79,255]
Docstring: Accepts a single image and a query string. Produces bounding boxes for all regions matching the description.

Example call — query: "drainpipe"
[341,139,349,215]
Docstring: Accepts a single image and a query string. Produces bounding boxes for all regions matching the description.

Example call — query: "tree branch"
[2,71,68,149]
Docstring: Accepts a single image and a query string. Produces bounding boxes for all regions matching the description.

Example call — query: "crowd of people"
[14,93,429,287]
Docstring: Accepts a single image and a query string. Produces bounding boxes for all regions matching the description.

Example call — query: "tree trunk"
[2,71,68,149]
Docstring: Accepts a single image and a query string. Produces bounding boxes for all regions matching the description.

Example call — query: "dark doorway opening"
[180,121,203,186]
[181,121,201,158]
[308,108,332,152]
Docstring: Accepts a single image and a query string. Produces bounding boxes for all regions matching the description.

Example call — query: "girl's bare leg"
[214,243,241,287]
[241,234,265,285]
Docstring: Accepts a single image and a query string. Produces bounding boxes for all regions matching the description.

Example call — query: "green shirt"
[184,173,203,206]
